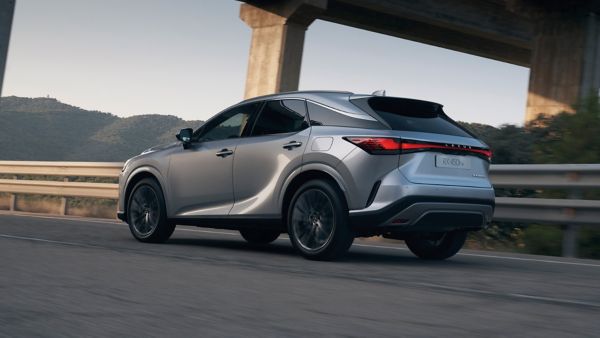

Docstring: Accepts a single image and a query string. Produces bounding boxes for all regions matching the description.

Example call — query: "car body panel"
[230,128,310,216]
[168,138,239,217]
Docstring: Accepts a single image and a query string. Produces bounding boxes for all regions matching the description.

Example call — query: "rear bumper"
[349,196,494,233]
[348,168,495,233]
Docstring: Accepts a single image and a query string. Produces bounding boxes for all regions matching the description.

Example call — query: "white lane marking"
[507,293,600,308]
[415,282,600,308]
[457,252,600,267]
[0,233,104,249]
[175,228,239,236]
[353,243,600,268]
[1,213,600,268]
[354,243,409,251]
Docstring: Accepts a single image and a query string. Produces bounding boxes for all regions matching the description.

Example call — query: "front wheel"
[287,179,354,261]
[126,178,175,243]
[405,231,467,260]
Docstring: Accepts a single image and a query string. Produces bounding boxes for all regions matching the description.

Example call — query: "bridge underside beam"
[241,1,600,122]
[321,0,532,66]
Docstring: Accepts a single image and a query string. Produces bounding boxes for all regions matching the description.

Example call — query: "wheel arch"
[280,167,349,224]
[123,167,166,217]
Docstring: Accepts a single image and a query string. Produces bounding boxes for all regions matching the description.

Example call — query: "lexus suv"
[117,91,494,260]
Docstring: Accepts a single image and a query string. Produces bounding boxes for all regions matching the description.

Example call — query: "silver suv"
[117,91,494,260]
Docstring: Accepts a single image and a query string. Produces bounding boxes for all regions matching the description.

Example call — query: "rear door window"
[251,100,309,136]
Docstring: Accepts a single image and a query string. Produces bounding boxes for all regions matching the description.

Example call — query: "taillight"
[343,137,401,155]
[344,137,492,161]
[401,141,492,161]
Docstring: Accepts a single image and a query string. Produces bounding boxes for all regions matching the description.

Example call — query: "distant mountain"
[0,96,202,161]
[0,96,526,164]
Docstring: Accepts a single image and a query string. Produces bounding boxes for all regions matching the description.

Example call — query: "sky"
[2,0,530,126]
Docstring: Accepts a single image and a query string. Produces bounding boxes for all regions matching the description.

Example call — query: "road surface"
[1,212,599,337]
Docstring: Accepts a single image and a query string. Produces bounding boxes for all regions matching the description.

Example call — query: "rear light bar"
[344,137,492,161]
[343,137,401,155]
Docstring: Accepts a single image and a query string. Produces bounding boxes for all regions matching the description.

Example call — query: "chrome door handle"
[283,141,302,150]
[215,149,234,157]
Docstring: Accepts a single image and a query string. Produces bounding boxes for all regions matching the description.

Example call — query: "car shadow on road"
[165,236,475,267]
[166,237,299,257]
[343,249,475,267]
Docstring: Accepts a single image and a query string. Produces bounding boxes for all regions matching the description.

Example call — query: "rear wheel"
[287,179,354,260]
[405,231,467,260]
[239,228,280,244]
[126,178,175,243]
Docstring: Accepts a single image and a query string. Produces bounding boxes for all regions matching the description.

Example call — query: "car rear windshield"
[353,97,473,138]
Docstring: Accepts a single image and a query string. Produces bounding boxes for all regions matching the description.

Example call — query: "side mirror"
[176,128,193,149]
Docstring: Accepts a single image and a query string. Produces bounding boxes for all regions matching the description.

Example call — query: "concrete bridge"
[239,0,600,121]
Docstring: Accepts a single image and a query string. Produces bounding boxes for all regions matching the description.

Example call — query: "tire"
[126,178,175,243]
[405,231,467,260]
[239,228,280,244]
[287,179,354,261]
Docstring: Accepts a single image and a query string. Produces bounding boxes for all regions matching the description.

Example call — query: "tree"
[459,122,534,164]
[529,95,600,164]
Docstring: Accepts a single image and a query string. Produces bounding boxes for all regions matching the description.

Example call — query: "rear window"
[353,97,472,138]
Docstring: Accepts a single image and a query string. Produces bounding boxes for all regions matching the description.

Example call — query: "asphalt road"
[1,212,599,337]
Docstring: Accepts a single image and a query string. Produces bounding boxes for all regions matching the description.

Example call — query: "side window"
[250,100,309,136]
[198,102,260,142]
[306,101,385,129]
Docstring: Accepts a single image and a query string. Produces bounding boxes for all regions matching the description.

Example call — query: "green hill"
[0,96,202,161]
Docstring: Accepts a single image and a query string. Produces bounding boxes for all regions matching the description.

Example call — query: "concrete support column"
[240,2,325,99]
[0,0,15,97]
[526,13,600,121]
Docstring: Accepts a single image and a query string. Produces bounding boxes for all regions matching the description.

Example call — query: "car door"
[231,99,311,216]
[168,102,261,217]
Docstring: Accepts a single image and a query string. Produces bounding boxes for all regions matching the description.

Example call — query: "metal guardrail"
[0,179,119,199]
[0,161,121,200]
[0,161,599,257]
[490,164,600,189]
[491,164,600,257]
[0,161,122,215]
[490,164,600,224]
[0,161,123,177]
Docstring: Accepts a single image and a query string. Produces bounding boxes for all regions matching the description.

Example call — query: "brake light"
[343,137,401,154]
[344,137,492,161]
[402,141,492,161]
